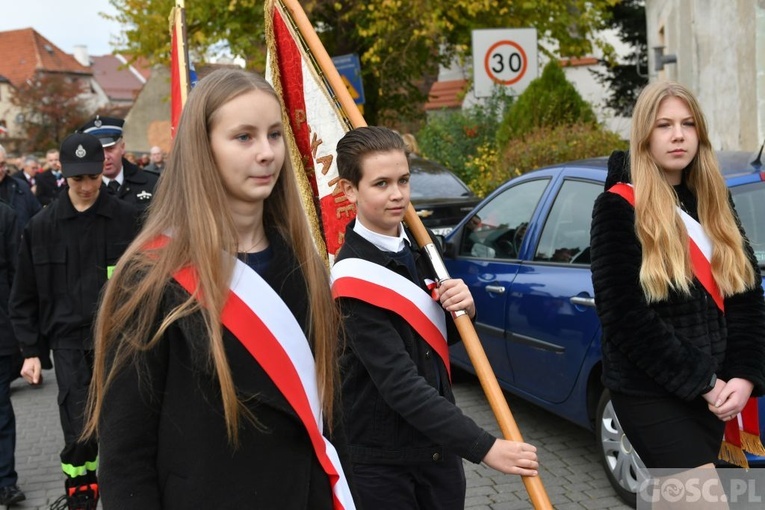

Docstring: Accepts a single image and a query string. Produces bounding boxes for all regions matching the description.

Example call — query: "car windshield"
[409,170,471,200]
[731,181,765,268]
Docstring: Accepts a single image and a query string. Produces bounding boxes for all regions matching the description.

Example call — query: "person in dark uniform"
[77,116,158,212]
[0,145,41,230]
[9,133,141,510]
[36,149,67,207]
[0,202,24,507]
[12,157,41,199]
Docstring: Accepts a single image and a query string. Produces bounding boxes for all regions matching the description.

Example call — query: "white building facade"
[646,0,765,151]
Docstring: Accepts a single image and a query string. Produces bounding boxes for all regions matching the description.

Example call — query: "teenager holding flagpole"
[331,126,538,510]
[591,81,765,481]
[83,69,356,509]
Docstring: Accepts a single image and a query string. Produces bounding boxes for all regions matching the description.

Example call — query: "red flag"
[170,2,191,137]
[265,0,357,261]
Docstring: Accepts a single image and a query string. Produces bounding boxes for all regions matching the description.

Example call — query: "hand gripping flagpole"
[278,1,552,507]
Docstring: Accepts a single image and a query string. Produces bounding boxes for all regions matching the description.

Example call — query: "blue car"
[442,151,765,506]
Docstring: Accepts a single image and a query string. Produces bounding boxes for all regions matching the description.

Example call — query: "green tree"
[107,0,618,125]
[496,60,596,146]
[10,73,94,153]
[591,0,648,116]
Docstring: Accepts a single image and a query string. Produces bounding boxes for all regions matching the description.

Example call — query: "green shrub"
[417,89,512,186]
[462,142,507,198]
[459,123,626,198]
[499,122,628,181]
[496,61,597,147]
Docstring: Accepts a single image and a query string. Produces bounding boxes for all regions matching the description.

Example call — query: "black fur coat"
[590,151,765,401]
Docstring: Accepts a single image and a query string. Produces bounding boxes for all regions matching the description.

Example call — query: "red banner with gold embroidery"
[265,0,356,261]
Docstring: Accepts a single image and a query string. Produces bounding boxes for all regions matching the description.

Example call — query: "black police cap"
[77,115,125,148]
[59,133,104,178]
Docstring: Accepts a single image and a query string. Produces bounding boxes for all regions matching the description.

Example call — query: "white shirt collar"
[103,169,124,186]
[353,218,408,253]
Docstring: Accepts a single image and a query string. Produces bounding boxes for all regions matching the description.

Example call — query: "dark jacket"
[12,172,34,192]
[0,202,19,355]
[98,233,350,509]
[109,159,159,211]
[590,151,765,401]
[9,189,140,358]
[35,169,66,206]
[336,220,495,466]
[144,162,164,174]
[0,175,41,230]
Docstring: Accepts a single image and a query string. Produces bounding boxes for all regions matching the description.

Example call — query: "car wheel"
[595,389,648,507]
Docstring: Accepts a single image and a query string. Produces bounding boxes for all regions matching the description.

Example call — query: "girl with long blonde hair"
[84,68,355,509]
[591,81,765,475]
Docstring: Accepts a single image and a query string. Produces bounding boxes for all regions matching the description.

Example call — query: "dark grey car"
[408,155,480,235]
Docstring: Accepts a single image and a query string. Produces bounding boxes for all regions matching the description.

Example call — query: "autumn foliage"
[106,0,618,125]
[10,73,93,152]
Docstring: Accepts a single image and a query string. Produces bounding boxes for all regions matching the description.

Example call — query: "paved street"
[453,371,631,509]
[7,368,631,509]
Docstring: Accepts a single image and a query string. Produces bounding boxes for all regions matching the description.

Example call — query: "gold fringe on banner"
[741,431,765,456]
[719,441,750,469]
[264,0,329,266]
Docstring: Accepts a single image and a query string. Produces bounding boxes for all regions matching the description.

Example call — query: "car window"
[459,178,549,259]
[409,170,472,199]
[533,179,602,264]
[731,182,765,267]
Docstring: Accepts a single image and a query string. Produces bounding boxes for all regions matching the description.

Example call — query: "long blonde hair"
[630,81,755,301]
[84,69,340,444]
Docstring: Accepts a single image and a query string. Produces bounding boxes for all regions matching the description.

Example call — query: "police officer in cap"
[77,115,158,211]
[9,133,141,510]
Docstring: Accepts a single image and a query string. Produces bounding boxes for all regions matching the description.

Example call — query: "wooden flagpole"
[278,1,552,508]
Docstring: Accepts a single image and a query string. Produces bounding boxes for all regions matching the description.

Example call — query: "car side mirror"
[433,234,445,252]
[441,227,462,259]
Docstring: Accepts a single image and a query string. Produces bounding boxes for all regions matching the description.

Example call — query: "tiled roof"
[0,28,91,88]
[123,55,152,81]
[91,54,148,102]
[424,79,468,111]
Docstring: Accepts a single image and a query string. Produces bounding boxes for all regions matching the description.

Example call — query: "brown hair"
[336,126,407,186]
[84,68,340,444]
[630,81,755,301]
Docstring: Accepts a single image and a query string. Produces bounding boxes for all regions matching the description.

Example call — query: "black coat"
[0,175,41,230]
[590,151,765,401]
[9,189,140,358]
[0,202,19,355]
[35,169,66,206]
[108,159,159,211]
[12,172,34,192]
[335,220,495,466]
[98,233,351,509]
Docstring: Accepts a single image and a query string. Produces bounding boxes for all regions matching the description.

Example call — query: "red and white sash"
[608,183,724,310]
[172,256,354,509]
[330,257,451,379]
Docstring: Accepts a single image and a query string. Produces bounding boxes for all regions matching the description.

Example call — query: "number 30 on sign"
[486,41,527,85]
[472,28,538,98]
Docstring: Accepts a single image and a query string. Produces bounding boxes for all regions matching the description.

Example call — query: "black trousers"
[611,391,725,469]
[351,453,466,510]
[53,349,98,485]
[0,354,18,488]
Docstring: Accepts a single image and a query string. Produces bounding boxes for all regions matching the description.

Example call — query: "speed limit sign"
[472,28,537,97]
